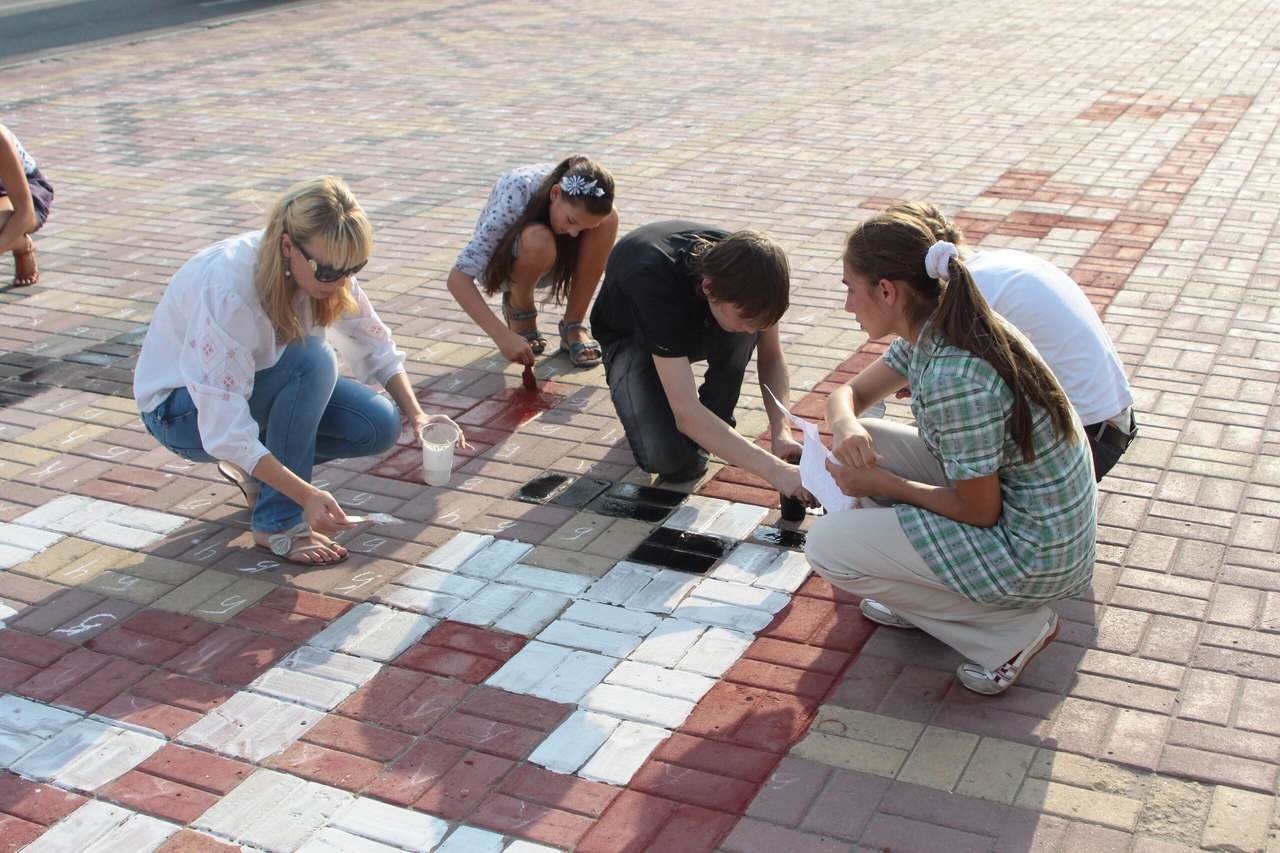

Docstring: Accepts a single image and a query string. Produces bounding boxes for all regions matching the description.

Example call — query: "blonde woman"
[135,176,465,565]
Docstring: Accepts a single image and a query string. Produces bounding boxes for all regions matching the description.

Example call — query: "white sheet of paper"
[765,386,858,513]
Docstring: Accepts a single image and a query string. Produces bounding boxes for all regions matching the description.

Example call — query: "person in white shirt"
[885,202,1137,480]
[447,155,618,367]
[135,176,466,565]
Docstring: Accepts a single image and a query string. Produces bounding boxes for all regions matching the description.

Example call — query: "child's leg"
[602,337,703,478]
[505,223,556,351]
[560,209,619,359]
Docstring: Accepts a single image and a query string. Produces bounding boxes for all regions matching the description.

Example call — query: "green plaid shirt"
[882,327,1097,607]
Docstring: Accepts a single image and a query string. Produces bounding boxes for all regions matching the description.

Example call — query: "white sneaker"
[956,613,1060,696]
[859,599,917,629]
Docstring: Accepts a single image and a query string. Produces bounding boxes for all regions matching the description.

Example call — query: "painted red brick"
[365,740,467,807]
[744,637,851,675]
[16,647,111,702]
[793,574,860,605]
[255,587,351,620]
[163,626,255,677]
[226,605,329,642]
[86,628,186,666]
[0,772,87,824]
[0,815,42,853]
[629,760,758,812]
[469,793,594,847]
[645,803,738,852]
[95,694,203,739]
[395,644,504,683]
[458,686,572,731]
[420,620,525,660]
[155,829,243,852]
[206,634,297,687]
[576,789,678,853]
[103,770,218,824]
[652,733,778,784]
[413,751,514,820]
[0,627,72,666]
[429,711,544,760]
[336,666,428,723]
[761,595,873,651]
[0,658,36,691]
[129,670,235,712]
[301,715,413,763]
[267,742,382,792]
[681,682,821,753]
[380,675,472,734]
[54,656,151,713]
[497,764,620,818]
[137,744,253,795]
[723,658,837,700]
[123,611,219,646]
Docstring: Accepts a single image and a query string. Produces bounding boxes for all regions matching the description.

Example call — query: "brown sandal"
[13,237,38,286]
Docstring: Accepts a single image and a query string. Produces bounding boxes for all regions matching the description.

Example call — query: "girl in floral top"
[805,209,1096,695]
[448,155,617,367]
[135,177,466,566]
[0,123,55,286]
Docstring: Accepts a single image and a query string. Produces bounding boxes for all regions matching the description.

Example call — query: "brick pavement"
[2,0,1279,850]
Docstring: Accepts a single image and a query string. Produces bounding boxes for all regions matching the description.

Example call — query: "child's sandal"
[501,292,547,355]
[12,237,38,287]
[559,320,602,368]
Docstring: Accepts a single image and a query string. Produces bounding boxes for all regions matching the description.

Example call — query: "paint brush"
[522,364,537,391]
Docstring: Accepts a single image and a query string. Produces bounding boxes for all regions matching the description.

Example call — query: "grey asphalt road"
[0,0,315,64]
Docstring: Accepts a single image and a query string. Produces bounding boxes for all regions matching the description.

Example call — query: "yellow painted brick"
[523,545,617,577]
[1202,785,1273,853]
[898,727,980,790]
[16,421,113,452]
[582,519,656,560]
[792,730,908,777]
[152,571,240,614]
[1016,777,1142,831]
[956,738,1037,805]
[0,442,58,466]
[11,538,107,580]
[0,458,33,482]
[188,577,273,623]
[809,707,924,751]
[84,571,172,605]
[112,553,204,586]
[545,513,614,552]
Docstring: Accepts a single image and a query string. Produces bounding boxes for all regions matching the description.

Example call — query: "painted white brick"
[0,522,63,552]
[447,583,526,626]
[103,505,187,534]
[458,538,534,578]
[606,660,716,703]
[562,600,662,635]
[486,641,573,695]
[0,602,17,626]
[505,841,563,852]
[373,585,465,619]
[21,800,176,853]
[662,496,732,533]
[677,625,754,677]
[281,646,383,686]
[11,719,164,791]
[0,730,44,767]
[498,563,594,595]
[528,709,619,774]
[0,543,33,570]
[179,691,324,761]
[687,578,789,612]
[702,502,770,539]
[391,566,487,596]
[0,694,81,741]
[12,494,96,530]
[195,769,352,851]
[537,620,643,658]
[299,827,404,852]
[579,683,693,728]
[578,720,668,785]
[78,520,166,550]
[711,543,782,584]
[671,597,775,633]
[627,619,706,667]
[329,796,450,852]
[423,531,494,571]
[752,550,812,593]
[535,649,617,704]
[491,589,570,637]
[624,569,700,614]
[249,669,358,711]
[437,826,505,853]
[583,562,653,605]
[309,603,436,661]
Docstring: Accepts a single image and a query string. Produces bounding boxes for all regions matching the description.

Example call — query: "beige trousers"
[805,419,1054,669]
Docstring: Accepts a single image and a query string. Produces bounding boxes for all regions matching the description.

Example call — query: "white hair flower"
[560,175,605,197]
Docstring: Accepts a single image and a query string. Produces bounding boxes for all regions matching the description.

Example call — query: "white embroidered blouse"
[133,231,405,474]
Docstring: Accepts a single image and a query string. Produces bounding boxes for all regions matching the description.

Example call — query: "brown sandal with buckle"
[13,236,38,286]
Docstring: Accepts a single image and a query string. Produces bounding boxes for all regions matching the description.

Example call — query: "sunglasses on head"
[292,237,368,283]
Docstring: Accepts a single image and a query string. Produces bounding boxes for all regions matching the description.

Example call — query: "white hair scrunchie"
[924,241,959,282]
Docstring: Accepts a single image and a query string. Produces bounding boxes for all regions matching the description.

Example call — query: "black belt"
[1086,411,1137,452]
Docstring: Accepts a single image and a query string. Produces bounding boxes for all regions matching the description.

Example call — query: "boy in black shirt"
[591,221,807,500]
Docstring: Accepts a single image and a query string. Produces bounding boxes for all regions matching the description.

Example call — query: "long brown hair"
[256,176,368,344]
[480,155,614,302]
[844,210,1075,461]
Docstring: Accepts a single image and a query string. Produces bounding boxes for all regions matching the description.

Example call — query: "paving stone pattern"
[2,0,1280,851]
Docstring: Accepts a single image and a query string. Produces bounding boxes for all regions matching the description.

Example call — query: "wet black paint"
[514,473,572,504]
[550,477,612,509]
[752,526,807,550]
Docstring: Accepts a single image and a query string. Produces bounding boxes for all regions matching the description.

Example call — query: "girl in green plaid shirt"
[805,209,1097,695]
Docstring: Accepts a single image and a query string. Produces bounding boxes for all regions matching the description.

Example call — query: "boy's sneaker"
[858,598,917,629]
[957,613,1059,696]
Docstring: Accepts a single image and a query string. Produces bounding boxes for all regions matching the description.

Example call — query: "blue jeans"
[141,337,401,533]
[601,329,758,478]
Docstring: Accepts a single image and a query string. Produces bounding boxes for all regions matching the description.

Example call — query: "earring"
[284,267,291,278]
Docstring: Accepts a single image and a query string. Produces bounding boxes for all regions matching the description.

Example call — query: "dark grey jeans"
[602,328,758,479]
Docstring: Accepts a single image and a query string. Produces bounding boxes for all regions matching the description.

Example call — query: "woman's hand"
[496,327,536,366]
[831,421,881,469]
[302,487,358,535]
[412,412,473,451]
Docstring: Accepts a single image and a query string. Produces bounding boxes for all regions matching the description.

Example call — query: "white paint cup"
[419,423,459,487]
